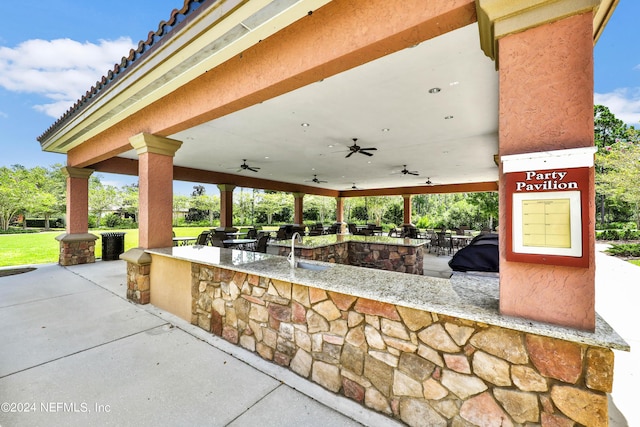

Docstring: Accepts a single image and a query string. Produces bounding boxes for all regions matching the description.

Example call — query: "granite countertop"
[147,245,629,351]
[267,234,428,248]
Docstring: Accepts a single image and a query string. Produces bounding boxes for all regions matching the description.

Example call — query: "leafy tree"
[234,187,253,225]
[28,166,60,230]
[594,105,627,149]
[466,192,499,230]
[304,195,335,224]
[255,191,291,224]
[383,200,403,226]
[598,136,640,228]
[120,183,139,223]
[0,165,33,231]
[173,194,190,226]
[89,177,120,228]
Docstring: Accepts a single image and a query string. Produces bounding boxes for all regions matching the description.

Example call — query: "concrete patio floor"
[0,247,636,426]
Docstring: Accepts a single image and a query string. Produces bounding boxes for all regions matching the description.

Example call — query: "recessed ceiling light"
[301,123,310,127]
[449,81,460,86]
[445,115,454,120]
[327,144,334,148]
[311,168,315,171]
[382,128,390,132]
[428,88,441,94]
[367,161,372,164]
[264,156,270,159]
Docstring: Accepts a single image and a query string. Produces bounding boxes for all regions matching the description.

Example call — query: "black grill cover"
[448,233,499,273]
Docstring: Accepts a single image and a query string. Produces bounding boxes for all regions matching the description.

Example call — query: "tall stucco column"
[129,133,182,249]
[292,192,305,225]
[217,184,236,231]
[56,166,98,265]
[402,195,412,226]
[335,197,345,233]
[490,10,596,330]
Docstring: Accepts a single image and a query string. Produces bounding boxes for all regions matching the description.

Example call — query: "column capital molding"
[129,133,183,156]
[402,194,412,200]
[476,0,614,62]
[61,166,94,179]
[292,192,306,199]
[217,184,236,192]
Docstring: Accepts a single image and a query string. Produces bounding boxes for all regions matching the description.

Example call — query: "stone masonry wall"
[192,263,613,427]
[58,239,95,266]
[278,242,424,275]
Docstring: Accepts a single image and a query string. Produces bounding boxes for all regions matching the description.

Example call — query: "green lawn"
[0,227,212,267]
[630,259,640,267]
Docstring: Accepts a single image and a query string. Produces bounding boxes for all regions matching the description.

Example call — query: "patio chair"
[246,228,258,239]
[254,233,270,253]
[276,227,287,240]
[209,233,225,248]
[195,231,210,246]
[432,232,453,256]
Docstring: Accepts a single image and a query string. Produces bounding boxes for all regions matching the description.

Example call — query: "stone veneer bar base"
[191,262,612,426]
[278,241,424,275]
[56,233,98,266]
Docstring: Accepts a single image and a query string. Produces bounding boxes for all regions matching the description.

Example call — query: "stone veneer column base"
[55,233,98,266]
[120,248,152,304]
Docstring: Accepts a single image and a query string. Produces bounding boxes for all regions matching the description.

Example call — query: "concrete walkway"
[0,261,400,427]
[0,246,636,426]
[595,244,639,427]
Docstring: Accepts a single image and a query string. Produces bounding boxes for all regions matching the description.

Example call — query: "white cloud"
[0,37,135,118]
[594,88,640,126]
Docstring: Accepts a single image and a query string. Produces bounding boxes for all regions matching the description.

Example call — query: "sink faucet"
[287,232,303,268]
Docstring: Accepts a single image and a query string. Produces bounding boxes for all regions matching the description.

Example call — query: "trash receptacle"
[101,232,126,261]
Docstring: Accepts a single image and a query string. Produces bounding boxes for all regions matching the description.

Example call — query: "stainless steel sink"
[295,261,332,271]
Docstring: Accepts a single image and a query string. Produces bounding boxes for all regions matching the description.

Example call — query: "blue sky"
[0,1,638,195]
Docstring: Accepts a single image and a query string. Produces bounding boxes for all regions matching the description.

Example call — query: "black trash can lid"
[101,232,126,236]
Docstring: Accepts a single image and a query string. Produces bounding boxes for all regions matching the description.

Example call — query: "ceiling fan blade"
[409,171,419,176]
[360,147,377,151]
[248,167,258,172]
[345,151,354,158]
[359,150,374,156]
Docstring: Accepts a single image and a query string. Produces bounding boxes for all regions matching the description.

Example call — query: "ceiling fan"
[237,159,260,173]
[394,165,419,176]
[346,138,377,158]
[305,174,328,184]
[424,177,433,185]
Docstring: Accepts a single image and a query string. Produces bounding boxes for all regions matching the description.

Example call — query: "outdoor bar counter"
[130,245,628,425]
[268,234,427,275]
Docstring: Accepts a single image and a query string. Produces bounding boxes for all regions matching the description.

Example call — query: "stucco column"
[217,184,236,231]
[496,12,596,330]
[56,167,98,265]
[292,192,305,225]
[335,197,345,233]
[402,195,412,226]
[129,133,182,249]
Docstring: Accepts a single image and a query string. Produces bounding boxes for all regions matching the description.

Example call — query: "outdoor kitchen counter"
[267,234,428,248]
[268,234,427,275]
[146,245,628,351]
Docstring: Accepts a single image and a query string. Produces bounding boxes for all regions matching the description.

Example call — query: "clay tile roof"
[37,0,211,144]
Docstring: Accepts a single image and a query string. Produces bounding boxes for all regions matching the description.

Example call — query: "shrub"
[606,243,640,257]
[597,229,640,241]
